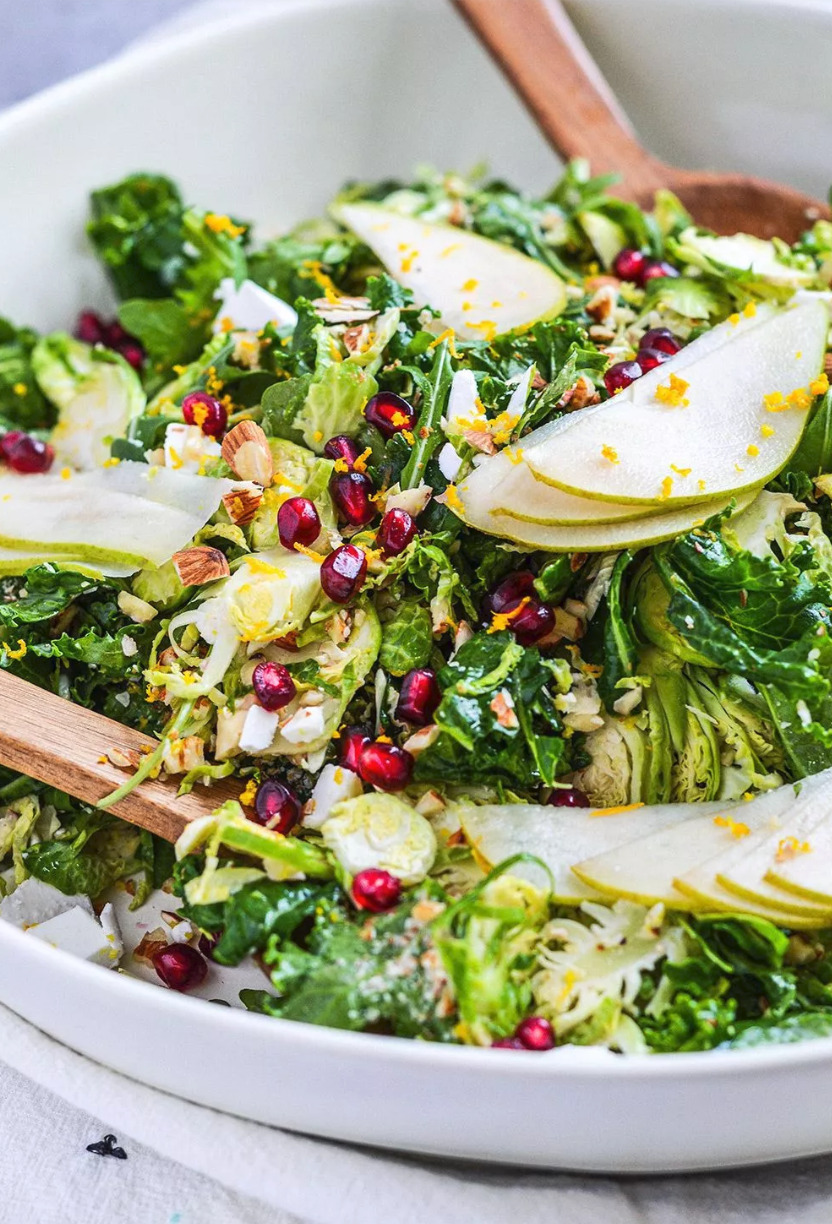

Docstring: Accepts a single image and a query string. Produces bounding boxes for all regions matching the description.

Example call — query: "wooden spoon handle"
[0,669,241,843]
[452,0,668,197]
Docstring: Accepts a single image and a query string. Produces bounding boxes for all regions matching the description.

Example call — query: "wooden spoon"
[0,669,242,843]
[452,0,829,242]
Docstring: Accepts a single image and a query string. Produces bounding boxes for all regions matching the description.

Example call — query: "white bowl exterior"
[2,916,832,1172]
[2,0,832,1171]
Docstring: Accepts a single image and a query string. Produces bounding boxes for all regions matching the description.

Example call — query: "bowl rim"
[3,0,832,1080]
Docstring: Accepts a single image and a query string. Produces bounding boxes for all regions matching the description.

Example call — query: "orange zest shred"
[713,815,751,838]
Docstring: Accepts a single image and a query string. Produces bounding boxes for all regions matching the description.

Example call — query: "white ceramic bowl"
[3,0,832,1172]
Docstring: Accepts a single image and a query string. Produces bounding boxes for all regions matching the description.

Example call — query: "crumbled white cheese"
[27,905,124,968]
[303,763,363,830]
[438,442,463,482]
[213,277,297,333]
[444,368,479,435]
[239,704,280,754]
[163,422,222,473]
[121,635,138,658]
[280,705,326,745]
[0,878,93,929]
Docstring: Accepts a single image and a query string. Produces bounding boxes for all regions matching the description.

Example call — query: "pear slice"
[0,463,232,570]
[335,202,566,339]
[677,824,832,922]
[0,547,136,578]
[454,486,758,552]
[457,449,661,527]
[710,802,832,919]
[457,799,730,903]
[522,300,828,505]
[573,784,798,909]
[767,813,832,905]
[672,872,823,928]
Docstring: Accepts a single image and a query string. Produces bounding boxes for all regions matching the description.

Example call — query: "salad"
[2,163,832,1053]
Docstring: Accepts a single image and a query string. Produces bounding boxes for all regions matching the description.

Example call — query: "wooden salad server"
[0,669,242,843]
[452,0,829,242]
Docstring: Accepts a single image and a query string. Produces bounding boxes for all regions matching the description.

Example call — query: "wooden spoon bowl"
[453,0,829,243]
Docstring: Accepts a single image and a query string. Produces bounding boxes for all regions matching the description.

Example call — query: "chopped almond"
[221,420,274,486]
[586,284,617,324]
[172,546,231,587]
[460,426,497,455]
[343,323,372,354]
[106,745,141,770]
[222,483,263,525]
[490,689,519,729]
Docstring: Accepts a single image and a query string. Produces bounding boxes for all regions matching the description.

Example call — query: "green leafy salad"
[4,163,832,1054]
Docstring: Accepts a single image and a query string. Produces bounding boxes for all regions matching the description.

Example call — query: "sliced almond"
[222,483,264,525]
[460,427,497,455]
[221,420,274,486]
[343,323,372,354]
[311,296,378,324]
[172,546,231,587]
[106,745,142,770]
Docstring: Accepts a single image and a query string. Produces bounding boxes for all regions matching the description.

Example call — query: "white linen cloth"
[4,4,832,1222]
[6,999,832,1224]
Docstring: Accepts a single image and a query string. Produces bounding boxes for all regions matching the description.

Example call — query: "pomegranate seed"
[492,1037,525,1050]
[320,543,367,603]
[75,310,108,345]
[252,778,301,833]
[515,1017,556,1051]
[1,431,54,474]
[358,741,414,791]
[352,867,402,912]
[152,943,208,992]
[278,496,321,551]
[331,471,375,527]
[252,660,296,711]
[198,932,220,960]
[324,435,362,467]
[181,390,227,438]
[510,598,555,646]
[612,248,646,282]
[636,347,672,373]
[640,259,679,284]
[396,668,441,726]
[377,508,417,556]
[487,570,536,615]
[547,787,590,808]
[105,320,129,347]
[604,360,642,395]
[364,391,416,438]
[118,341,145,371]
[341,726,372,771]
[639,327,681,356]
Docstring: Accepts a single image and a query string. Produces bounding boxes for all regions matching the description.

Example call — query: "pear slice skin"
[457,800,729,904]
[711,803,832,919]
[767,817,832,905]
[455,488,757,552]
[458,449,661,528]
[573,784,797,910]
[522,301,829,505]
[335,202,566,339]
[672,871,824,929]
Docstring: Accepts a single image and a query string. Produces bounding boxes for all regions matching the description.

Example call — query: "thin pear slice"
[522,300,828,505]
[455,488,757,552]
[335,202,566,339]
[0,548,136,578]
[767,816,832,905]
[0,463,232,569]
[573,784,798,909]
[672,873,823,928]
[711,801,832,918]
[457,449,661,527]
[678,825,832,921]
[457,800,730,903]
